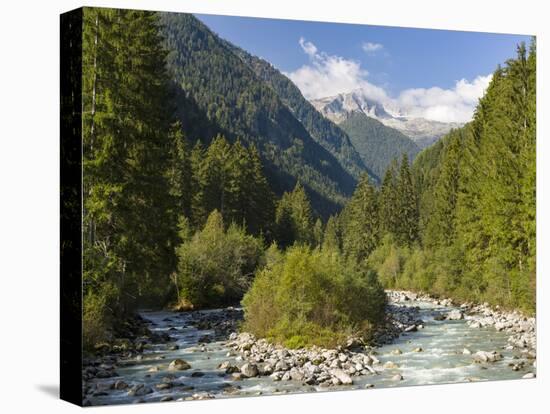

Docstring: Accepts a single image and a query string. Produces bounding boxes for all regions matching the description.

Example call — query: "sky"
[196,13,531,124]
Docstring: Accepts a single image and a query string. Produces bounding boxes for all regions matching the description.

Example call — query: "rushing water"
[87,299,536,406]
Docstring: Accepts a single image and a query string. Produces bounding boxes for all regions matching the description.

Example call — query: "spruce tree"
[342,174,379,263]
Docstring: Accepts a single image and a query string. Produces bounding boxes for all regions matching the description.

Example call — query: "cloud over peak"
[285,38,388,104]
[285,37,491,124]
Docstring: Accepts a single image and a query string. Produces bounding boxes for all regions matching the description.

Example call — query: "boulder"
[522,372,536,379]
[113,380,128,390]
[275,360,289,371]
[473,351,502,363]
[330,369,353,385]
[240,363,259,378]
[392,374,403,381]
[168,359,191,371]
[446,310,464,320]
[289,367,305,381]
[127,384,153,397]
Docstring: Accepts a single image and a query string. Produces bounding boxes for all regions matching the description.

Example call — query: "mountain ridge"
[311,89,462,148]
[160,13,364,217]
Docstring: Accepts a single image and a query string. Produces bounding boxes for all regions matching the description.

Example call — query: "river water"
[87,298,535,405]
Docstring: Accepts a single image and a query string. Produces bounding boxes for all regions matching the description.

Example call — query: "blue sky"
[195,13,531,123]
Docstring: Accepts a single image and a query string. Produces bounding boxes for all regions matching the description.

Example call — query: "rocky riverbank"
[388,290,536,373]
[82,290,536,405]
[388,290,536,352]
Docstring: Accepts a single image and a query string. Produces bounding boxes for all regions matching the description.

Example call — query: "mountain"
[226,46,376,184]
[311,89,462,148]
[160,13,366,216]
[339,112,420,179]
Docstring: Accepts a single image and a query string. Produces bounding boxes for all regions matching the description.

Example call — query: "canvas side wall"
[60,7,83,406]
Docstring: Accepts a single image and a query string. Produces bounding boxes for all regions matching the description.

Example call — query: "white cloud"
[395,75,492,123]
[284,38,388,102]
[286,37,492,124]
[299,37,318,58]
[362,42,383,54]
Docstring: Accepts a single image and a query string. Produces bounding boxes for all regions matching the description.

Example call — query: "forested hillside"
[340,112,420,178]
[160,13,363,216]
[81,8,384,349]
[228,45,376,183]
[364,42,536,313]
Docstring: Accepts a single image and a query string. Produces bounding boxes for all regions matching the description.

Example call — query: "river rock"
[127,384,153,397]
[330,369,353,385]
[168,359,191,371]
[259,363,273,375]
[231,372,244,381]
[522,372,535,379]
[446,310,464,320]
[270,371,283,381]
[275,360,289,372]
[412,347,423,352]
[113,380,128,390]
[463,348,472,355]
[473,351,503,363]
[391,349,402,355]
[240,363,259,378]
[392,374,403,381]
[384,361,399,369]
[289,367,305,381]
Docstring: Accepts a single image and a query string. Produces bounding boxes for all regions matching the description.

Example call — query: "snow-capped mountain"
[310,89,462,148]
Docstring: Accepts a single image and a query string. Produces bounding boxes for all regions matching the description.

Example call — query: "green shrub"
[83,282,118,350]
[242,245,386,348]
[176,210,264,308]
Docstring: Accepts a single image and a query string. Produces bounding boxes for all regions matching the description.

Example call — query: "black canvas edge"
[60,7,84,407]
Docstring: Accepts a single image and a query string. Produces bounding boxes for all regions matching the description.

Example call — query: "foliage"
[242,245,386,348]
[275,183,315,248]
[341,174,379,263]
[176,211,265,308]
[373,42,536,313]
[82,8,178,348]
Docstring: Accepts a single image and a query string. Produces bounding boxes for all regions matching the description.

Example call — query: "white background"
[0,0,547,412]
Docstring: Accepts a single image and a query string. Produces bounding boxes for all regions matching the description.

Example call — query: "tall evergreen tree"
[378,159,399,237]
[395,154,419,246]
[82,8,177,318]
[342,174,379,263]
[322,215,340,253]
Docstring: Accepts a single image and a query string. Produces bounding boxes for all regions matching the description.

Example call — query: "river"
[85,295,536,405]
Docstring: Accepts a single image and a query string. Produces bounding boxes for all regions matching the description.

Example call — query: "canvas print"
[60,6,536,407]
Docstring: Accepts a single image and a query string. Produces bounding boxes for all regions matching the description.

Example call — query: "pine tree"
[82,8,177,317]
[378,159,399,237]
[289,183,314,245]
[395,154,419,246]
[342,174,379,263]
[313,218,324,248]
[322,215,340,253]
[275,182,314,247]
